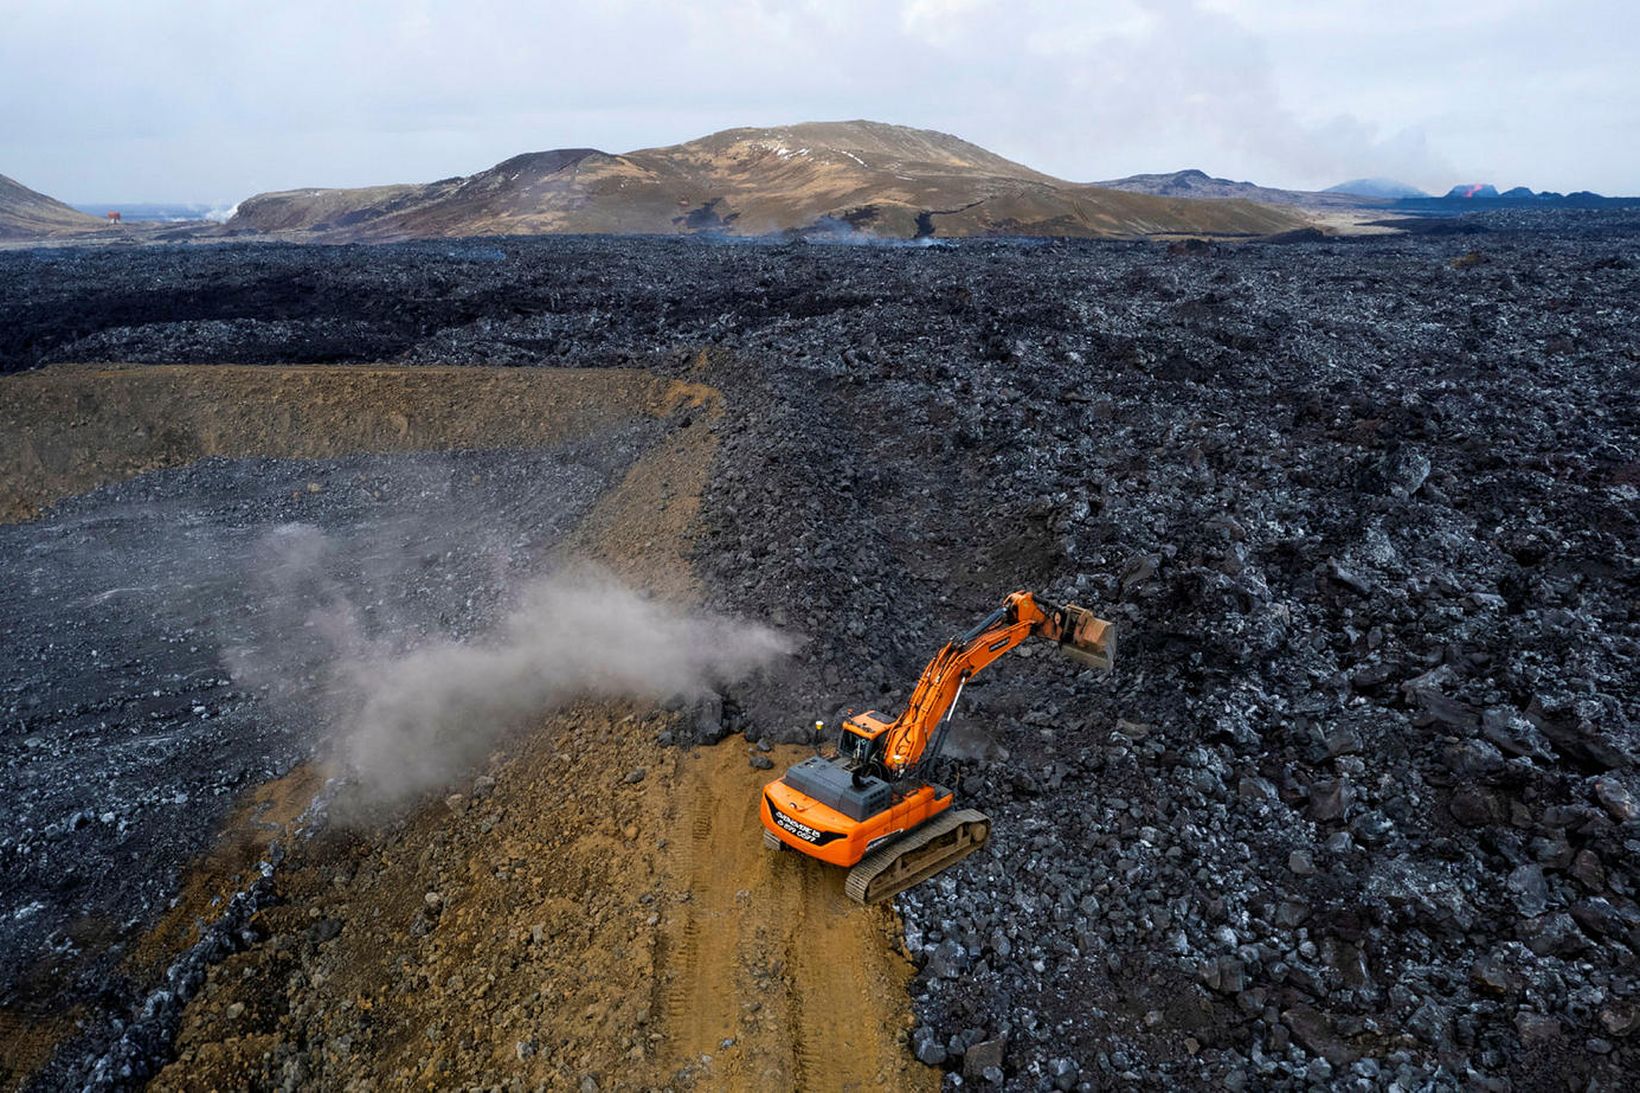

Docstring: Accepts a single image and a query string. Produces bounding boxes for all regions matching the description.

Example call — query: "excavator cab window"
[838,728,873,763]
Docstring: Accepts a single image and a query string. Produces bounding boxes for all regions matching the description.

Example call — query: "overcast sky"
[3,0,1635,204]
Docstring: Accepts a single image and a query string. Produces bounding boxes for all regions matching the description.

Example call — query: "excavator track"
[844,808,990,904]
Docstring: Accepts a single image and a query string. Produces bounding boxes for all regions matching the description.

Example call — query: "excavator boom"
[760,590,1114,902]
[869,591,1113,778]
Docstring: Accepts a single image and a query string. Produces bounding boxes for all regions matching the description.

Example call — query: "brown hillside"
[227,120,1309,241]
[0,173,103,239]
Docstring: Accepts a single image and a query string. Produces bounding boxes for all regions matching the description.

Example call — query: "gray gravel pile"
[1,211,1636,1089]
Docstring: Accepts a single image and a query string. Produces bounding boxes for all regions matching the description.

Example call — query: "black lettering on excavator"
[864,830,904,853]
[765,793,845,846]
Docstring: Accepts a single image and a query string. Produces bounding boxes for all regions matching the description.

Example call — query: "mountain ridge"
[1395,183,1639,210]
[226,121,1310,241]
[1094,168,1389,210]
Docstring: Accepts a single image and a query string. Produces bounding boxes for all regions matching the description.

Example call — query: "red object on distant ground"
[106,211,121,223]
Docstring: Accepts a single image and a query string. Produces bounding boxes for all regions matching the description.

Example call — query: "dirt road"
[659,742,927,1090]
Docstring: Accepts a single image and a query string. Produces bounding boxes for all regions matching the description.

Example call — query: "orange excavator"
[760,591,1114,903]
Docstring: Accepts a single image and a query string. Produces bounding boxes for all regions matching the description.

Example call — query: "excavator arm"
[762,588,1115,902]
[842,591,1114,780]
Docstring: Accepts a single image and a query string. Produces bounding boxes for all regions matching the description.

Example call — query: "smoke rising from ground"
[229,522,791,803]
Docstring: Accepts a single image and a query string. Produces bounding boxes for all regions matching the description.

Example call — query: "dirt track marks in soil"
[659,742,930,1091]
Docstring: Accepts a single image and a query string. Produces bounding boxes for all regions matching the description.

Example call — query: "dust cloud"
[227,522,791,803]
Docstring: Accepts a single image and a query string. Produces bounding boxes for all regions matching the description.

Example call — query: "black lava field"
[2,209,1637,1090]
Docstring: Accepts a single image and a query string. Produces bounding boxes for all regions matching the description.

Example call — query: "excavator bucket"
[1054,603,1115,672]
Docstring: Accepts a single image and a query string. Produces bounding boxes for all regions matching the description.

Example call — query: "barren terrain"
[0,174,102,241]
[1,210,1637,1090]
[222,121,1308,242]
[1093,168,1387,210]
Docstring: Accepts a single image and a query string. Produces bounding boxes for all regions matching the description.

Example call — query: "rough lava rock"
[0,209,1636,1089]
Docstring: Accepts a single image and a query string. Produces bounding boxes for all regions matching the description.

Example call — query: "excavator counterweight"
[759,591,1114,902]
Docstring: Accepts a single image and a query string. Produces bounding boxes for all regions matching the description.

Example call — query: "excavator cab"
[837,709,893,766]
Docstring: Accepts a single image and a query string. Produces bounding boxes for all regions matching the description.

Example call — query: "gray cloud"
[1,0,1634,202]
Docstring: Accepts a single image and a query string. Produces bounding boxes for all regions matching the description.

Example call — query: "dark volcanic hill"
[0,173,103,239]
[226,121,1309,241]
[1326,177,1428,200]
[1447,183,1502,200]
[1392,184,1640,213]
[1094,168,1385,210]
